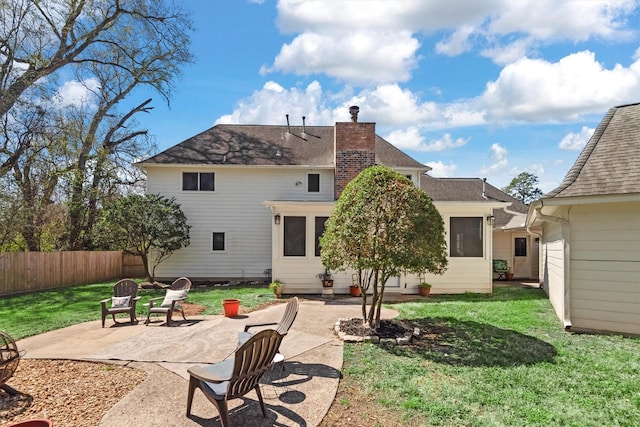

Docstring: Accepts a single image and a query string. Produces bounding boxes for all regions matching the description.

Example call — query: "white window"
[307,173,320,193]
[450,217,483,257]
[183,172,214,191]
[212,232,225,251]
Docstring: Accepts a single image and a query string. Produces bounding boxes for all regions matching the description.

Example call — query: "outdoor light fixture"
[486,215,495,225]
[274,214,281,225]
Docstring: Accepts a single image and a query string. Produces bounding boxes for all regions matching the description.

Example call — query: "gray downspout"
[530,200,572,330]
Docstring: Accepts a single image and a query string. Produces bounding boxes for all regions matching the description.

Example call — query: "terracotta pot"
[222,299,241,317]
[8,420,53,427]
[349,286,361,297]
[505,272,514,281]
[418,286,431,297]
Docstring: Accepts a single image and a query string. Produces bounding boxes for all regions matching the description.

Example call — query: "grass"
[341,287,640,426]
[2,282,638,425]
[0,280,276,339]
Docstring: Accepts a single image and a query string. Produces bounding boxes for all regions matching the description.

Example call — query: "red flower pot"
[222,299,241,317]
[8,420,53,427]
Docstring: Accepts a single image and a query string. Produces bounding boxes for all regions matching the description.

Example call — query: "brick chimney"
[334,106,376,199]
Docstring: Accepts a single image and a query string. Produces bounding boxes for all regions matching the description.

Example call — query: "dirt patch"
[0,359,145,427]
[337,318,414,338]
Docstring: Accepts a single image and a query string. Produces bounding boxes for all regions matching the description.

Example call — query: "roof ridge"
[544,106,617,198]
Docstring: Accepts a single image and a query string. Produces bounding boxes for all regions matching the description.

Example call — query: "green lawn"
[1,282,638,426]
[341,287,640,426]
[0,281,275,339]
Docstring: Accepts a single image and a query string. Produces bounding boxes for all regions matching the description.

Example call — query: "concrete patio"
[16,297,399,426]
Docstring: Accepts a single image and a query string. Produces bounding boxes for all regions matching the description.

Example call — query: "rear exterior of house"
[138,110,508,295]
[527,103,640,335]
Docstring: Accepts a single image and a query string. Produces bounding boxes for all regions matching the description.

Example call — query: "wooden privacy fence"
[0,251,146,296]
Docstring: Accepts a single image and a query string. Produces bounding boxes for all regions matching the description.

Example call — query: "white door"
[513,235,530,278]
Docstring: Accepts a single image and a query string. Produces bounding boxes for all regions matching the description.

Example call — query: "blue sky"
[127,0,640,193]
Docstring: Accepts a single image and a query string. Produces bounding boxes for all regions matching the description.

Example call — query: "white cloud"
[480,143,508,174]
[426,161,457,177]
[266,31,420,84]
[481,51,640,122]
[489,0,636,41]
[54,78,99,108]
[215,80,334,125]
[435,25,476,56]
[269,0,638,83]
[388,130,468,152]
[559,126,595,150]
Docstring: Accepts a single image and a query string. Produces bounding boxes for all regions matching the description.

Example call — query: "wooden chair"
[237,297,299,345]
[100,279,140,328]
[145,277,192,326]
[186,329,284,426]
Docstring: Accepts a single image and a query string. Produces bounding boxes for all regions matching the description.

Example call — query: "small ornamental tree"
[320,165,448,328]
[94,194,191,281]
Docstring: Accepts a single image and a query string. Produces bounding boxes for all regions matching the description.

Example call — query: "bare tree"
[0,0,193,251]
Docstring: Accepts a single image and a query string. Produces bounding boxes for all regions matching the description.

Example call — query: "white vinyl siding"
[541,221,566,325]
[568,202,640,335]
[146,166,334,280]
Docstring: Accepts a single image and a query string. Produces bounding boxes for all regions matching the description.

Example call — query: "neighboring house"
[137,107,511,294]
[526,103,640,336]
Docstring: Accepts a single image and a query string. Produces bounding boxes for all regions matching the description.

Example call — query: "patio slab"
[17,297,399,427]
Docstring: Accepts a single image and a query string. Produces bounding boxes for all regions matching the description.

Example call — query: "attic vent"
[276,149,281,157]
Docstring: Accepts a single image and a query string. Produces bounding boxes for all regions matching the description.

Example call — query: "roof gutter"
[528,200,573,330]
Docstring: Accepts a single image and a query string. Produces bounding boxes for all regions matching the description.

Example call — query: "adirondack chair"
[145,277,192,326]
[187,329,284,426]
[100,279,140,328]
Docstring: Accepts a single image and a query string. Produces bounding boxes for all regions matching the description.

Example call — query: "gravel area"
[1,359,146,427]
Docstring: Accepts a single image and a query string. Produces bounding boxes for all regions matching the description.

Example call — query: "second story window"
[183,172,215,191]
[307,173,320,192]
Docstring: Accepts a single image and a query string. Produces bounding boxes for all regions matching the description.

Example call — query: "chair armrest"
[100,298,110,304]
[244,321,278,332]
[188,359,234,383]
[147,296,163,308]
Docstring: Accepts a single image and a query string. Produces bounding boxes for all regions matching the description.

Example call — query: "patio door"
[512,235,530,278]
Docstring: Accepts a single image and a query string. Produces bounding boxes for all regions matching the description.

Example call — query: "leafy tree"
[93,194,191,281]
[502,172,543,204]
[320,165,448,328]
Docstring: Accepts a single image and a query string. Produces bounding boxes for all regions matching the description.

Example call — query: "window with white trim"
[450,217,483,257]
[284,216,306,256]
[212,232,225,251]
[183,172,214,191]
[307,173,320,192]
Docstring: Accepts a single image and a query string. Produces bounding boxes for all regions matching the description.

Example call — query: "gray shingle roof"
[139,124,426,169]
[421,175,528,228]
[545,103,640,198]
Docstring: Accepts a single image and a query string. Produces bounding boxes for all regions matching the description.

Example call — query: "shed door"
[513,236,530,278]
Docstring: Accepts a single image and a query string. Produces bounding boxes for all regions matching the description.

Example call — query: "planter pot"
[273,288,283,298]
[349,286,361,297]
[321,279,334,288]
[8,420,54,427]
[505,272,514,281]
[418,287,431,297]
[222,299,241,317]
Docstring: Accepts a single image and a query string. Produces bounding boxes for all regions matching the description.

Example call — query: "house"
[526,103,640,336]
[421,176,537,281]
[137,107,515,295]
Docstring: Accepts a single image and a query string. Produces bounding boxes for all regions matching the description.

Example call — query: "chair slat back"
[171,277,192,291]
[113,279,138,300]
[227,329,283,399]
[275,297,299,336]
